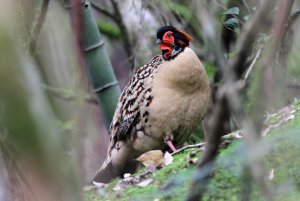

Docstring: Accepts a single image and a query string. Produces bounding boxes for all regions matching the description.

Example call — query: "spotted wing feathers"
[108,55,163,154]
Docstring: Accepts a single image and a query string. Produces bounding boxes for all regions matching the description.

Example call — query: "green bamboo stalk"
[81,1,121,129]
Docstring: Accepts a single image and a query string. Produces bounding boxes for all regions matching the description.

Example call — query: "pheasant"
[92,26,211,183]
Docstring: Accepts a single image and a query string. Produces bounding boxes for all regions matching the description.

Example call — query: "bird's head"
[156,26,193,60]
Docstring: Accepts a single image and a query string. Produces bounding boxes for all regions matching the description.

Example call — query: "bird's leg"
[166,141,177,152]
[164,134,177,152]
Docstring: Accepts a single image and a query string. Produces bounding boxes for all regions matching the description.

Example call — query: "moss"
[85,100,300,201]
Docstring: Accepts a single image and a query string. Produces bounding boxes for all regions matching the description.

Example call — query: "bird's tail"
[91,154,139,183]
[91,155,120,183]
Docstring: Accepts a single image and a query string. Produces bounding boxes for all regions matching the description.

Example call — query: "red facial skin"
[159,31,175,59]
[158,30,193,60]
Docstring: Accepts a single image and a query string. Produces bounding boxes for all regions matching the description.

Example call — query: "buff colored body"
[92,25,211,183]
[132,47,210,151]
[93,47,210,183]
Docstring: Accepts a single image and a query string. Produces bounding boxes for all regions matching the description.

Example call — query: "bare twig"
[172,131,243,156]
[90,1,115,19]
[171,143,206,156]
[275,60,300,87]
[242,0,252,16]
[230,0,273,78]
[29,0,50,54]
[244,48,262,82]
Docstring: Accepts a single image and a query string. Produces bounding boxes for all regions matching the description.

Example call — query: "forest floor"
[85,99,300,201]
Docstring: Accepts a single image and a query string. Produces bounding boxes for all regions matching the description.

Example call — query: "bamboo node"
[93,81,119,93]
[84,40,105,52]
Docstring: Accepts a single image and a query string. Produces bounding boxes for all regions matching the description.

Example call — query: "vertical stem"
[81,2,121,129]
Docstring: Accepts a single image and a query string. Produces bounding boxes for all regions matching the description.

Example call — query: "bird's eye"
[167,33,172,37]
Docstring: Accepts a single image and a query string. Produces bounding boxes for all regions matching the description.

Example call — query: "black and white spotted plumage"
[108,55,163,153]
[92,55,163,183]
[92,26,211,183]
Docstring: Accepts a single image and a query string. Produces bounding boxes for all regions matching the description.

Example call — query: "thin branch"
[90,1,115,19]
[230,0,273,78]
[171,143,205,156]
[244,48,262,82]
[242,0,252,16]
[275,60,300,87]
[29,0,50,54]
[172,131,243,156]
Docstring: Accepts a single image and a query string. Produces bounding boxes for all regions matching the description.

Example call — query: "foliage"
[97,20,121,39]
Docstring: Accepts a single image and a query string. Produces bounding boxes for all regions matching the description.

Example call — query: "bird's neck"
[162,45,186,60]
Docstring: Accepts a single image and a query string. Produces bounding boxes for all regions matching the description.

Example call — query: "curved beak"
[156,39,162,44]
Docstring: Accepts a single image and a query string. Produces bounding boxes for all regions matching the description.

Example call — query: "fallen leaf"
[113,182,127,191]
[113,174,141,191]
[164,151,173,166]
[123,173,131,179]
[83,185,97,191]
[91,181,108,189]
[136,150,164,168]
[136,178,154,187]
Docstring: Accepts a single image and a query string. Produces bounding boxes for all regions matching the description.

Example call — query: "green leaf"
[224,18,239,29]
[221,7,240,15]
[97,20,121,39]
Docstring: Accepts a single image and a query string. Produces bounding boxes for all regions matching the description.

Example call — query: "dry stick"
[242,0,252,16]
[172,132,243,156]
[186,1,276,200]
[244,48,262,82]
[275,60,300,87]
[90,1,115,19]
[29,0,50,54]
[171,142,206,156]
